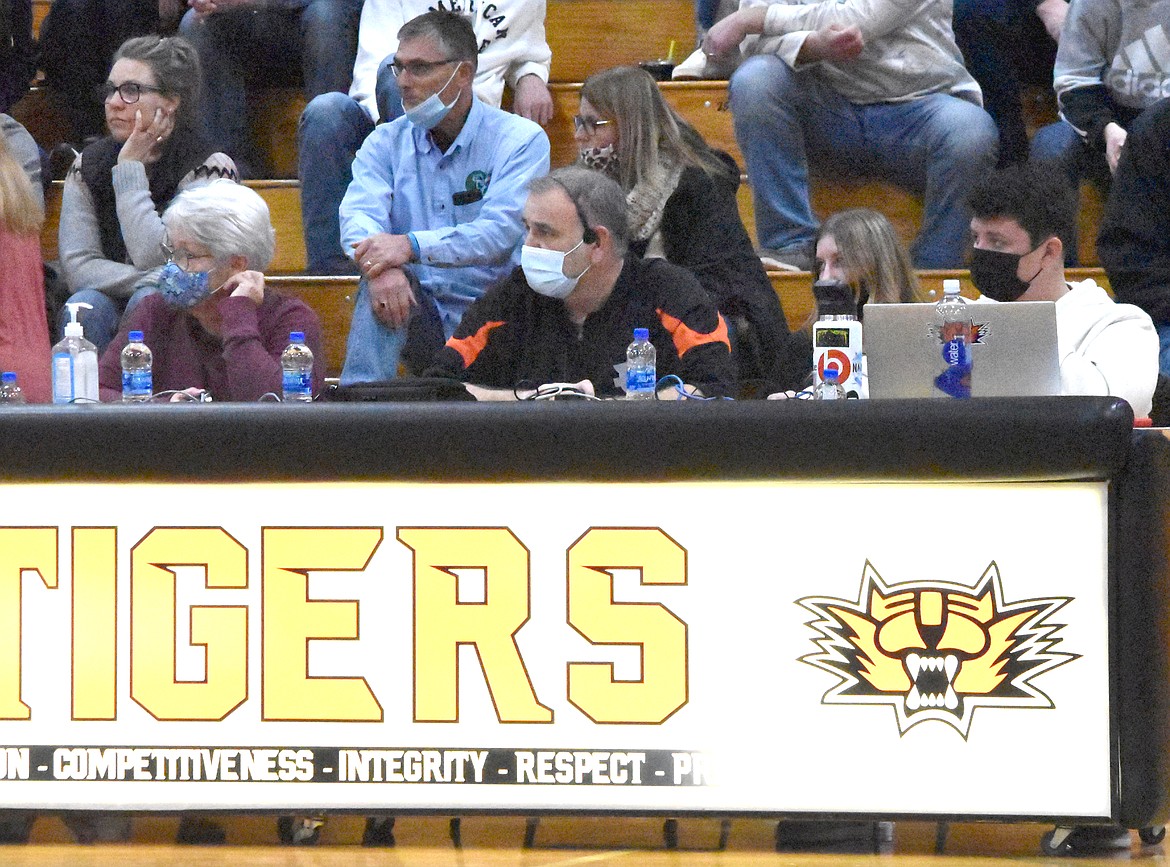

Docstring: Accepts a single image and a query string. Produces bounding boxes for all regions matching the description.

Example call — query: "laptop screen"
[864,301,1061,399]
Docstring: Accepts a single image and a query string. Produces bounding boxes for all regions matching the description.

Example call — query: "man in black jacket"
[429,166,736,400]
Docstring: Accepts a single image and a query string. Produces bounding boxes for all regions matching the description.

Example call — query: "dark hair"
[113,35,202,134]
[967,163,1076,250]
[529,166,629,253]
[398,10,480,72]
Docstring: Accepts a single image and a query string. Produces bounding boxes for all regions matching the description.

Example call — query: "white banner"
[0,480,1110,817]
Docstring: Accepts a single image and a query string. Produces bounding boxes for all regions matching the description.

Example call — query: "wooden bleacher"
[23,0,1101,272]
[26,0,1113,383]
[35,176,1115,380]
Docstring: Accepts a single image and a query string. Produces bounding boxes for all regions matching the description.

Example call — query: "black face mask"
[970,247,1042,302]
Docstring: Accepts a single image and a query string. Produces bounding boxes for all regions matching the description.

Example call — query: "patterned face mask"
[159,261,214,309]
[579,144,619,180]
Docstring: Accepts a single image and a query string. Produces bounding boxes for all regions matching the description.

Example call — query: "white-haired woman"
[97,180,324,401]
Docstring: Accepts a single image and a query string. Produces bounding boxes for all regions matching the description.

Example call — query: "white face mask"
[402,63,462,130]
[521,238,591,299]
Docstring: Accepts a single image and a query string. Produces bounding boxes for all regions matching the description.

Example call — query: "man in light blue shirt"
[338,9,551,383]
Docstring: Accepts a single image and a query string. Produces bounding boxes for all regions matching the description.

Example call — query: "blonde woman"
[576,65,790,385]
[775,208,924,391]
[0,131,50,402]
[814,208,923,311]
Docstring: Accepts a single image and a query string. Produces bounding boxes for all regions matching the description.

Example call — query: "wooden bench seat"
[267,275,356,378]
[43,179,307,273]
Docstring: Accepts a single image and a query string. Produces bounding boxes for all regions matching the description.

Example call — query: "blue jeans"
[953,0,1029,165]
[181,0,360,177]
[59,286,158,355]
[342,281,407,384]
[695,0,721,31]
[341,275,480,384]
[1029,121,1114,266]
[728,55,999,268]
[1158,322,1170,377]
[297,59,405,275]
[298,92,374,275]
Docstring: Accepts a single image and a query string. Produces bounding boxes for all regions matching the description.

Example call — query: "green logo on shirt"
[466,171,492,196]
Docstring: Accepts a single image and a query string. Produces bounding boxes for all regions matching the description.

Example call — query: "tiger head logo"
[798,562,1078,737]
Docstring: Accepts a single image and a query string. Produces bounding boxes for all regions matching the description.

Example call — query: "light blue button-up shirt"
[339,98,551,334]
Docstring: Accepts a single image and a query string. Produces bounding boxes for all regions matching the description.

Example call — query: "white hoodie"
[1055,278,1158,417]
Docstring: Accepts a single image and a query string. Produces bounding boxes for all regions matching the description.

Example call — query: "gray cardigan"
[58,150,237,299]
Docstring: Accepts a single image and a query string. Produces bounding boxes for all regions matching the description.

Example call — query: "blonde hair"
[0,135,42,236]
[819,207,921,299]
[579,66,731,192]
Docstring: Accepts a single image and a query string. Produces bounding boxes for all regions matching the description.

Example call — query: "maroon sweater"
[98,291,325,402]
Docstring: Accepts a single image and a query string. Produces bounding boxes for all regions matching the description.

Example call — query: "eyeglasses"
[161,240,213,271]
[388,58,459,78]
[573,115,612,135]
[98,81,166,104]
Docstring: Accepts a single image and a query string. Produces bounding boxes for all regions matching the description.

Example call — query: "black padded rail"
[0,396,1133,483]
[1113,430,1170,829]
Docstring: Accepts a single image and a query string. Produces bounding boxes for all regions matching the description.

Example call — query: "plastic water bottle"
[281,331,313,402]
[0,372,25,405]
[625,327,656,399]
[934,279,973,399]
[815,368,846,400]
[121,330,153,402]
[51,301,99,404]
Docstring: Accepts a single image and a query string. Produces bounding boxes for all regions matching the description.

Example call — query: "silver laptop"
[864,301,1061,399]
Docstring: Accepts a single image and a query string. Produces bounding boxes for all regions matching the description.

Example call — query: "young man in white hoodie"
[967,161,1158,419]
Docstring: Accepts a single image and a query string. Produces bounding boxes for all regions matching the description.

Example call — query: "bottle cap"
[290,331,305,344]
[633,328,649,341]
[128,330,144,343]
[823,368,840,383]
[1,372,14,384]
[943,279,961,296]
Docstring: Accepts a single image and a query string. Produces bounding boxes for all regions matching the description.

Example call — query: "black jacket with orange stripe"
[428,256,736,397]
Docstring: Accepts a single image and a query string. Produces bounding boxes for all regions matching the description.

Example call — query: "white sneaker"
[671,47,736,80]
[671,48,709,79]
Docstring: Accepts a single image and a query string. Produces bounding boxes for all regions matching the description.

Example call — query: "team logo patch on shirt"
[454,171,492,206]
[467,171,492,195]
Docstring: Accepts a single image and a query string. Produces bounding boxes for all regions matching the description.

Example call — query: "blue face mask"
[402,63,463,130]
[159,262,214,309]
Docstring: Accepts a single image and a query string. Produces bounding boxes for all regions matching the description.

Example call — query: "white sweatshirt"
[350,0,552,122]
[1056,278,1158,417]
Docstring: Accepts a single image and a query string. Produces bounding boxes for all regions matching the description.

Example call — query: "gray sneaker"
[758,247,813,273]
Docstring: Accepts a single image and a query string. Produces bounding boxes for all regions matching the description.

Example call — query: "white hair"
[162,180,276,270]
